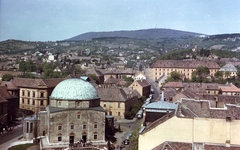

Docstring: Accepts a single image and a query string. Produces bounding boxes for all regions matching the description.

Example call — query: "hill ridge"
[65,28,205,41]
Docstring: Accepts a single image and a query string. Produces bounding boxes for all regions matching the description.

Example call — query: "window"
[22,90,25,96]
[22,98,24,104]
[94,134,97,140]
[40,100,44,106]
[30,123,33,133]
[109,111,112,116]
[28,91,30,97]
[94,123,97,129]
[58,136,62,142]
[77,114,80,119]
[40,92,44,98]
[26,122,29,133]
[58,125,62,130]
[58,101,61,106]
[27,99,30,104]
[118,112,120,116]
[118,102,121,108]
[109,102,113,108]
[32,92,35,97]
[103,102,106,107]
[71,125,74,129]
[32,100,35,105]
[83,124,86,129]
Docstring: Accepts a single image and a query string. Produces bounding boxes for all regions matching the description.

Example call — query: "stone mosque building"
[23,78,109,149]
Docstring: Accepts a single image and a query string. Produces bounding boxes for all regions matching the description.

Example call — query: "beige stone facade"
[12,78,63,113]
[23,78,108,149]
[129,79,151,98]
[97,87,139,120]
[149,60,220,81]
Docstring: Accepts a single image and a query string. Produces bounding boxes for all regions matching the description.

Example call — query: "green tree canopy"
[2,74,14,81]
[214,71,223,78]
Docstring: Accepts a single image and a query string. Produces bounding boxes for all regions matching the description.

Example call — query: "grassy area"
[8,143,39,150]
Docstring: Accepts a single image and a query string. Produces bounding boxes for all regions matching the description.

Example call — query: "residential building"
[0,92,8,134]
[103,69,136,82]
[0,85,19,122]
[138,98,240,150]
[219,63,238,78]
[219,83,240,96]
[129,79,151,98]
[97,87,139,120]
[149,60,220,81]
[162,82,184,91]
[133,71,146,80]
[142,92,177,125]
[12,78,64,114]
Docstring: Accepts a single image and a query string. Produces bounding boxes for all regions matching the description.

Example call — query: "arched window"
[93,132,98,140]
[58,133,62,142]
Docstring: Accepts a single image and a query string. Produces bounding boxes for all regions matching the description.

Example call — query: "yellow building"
[12,78,63,113]
[129,79,151,98]
[219,63,238,79]
[97,87,139,120]
[150,60,220,81]
[138,98,240,150]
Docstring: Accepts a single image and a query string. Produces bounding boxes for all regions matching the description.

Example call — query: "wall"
[139,116,240,150]
[47,109,105,144]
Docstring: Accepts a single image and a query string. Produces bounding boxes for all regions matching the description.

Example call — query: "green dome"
[50,78,98,100]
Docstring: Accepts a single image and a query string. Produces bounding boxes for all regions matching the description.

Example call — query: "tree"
[215,71,223,78]
[2,74,14,81]
[194,66,210,83]
[164,71,181,84]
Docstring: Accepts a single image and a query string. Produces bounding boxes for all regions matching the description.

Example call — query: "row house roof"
[97,87,135,102]
[153,141,240,150]
[219,83,240,93]
[0,86,14,99]
[142,98,240,134]
[0,81,18,90]
[151,60,220,69]
[135,79,151,87]
[11,77,64,89]
[178,98,240,119]
[163,82,183,88]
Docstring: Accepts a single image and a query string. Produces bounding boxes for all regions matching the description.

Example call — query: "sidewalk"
[0,135,32,150]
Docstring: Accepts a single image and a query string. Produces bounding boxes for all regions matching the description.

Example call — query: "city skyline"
[1,0,240,41]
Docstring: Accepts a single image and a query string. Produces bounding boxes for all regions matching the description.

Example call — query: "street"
[0,126,23,147]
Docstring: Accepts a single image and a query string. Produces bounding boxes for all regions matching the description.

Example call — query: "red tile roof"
[136,79,151,87]
[219,84,240,92]
[163,82,183,88]
[0,81,19,90]
[11,77,64,88]
[0,86,14,99]
[151,60,220,69]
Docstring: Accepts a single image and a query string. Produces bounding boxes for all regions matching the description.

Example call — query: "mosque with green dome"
[23,78,110,149]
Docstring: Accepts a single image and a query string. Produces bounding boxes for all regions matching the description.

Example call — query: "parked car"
[123,133,132,145]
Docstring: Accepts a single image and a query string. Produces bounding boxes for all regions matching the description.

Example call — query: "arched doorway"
[82,132,87,143]
[69,132,74,144]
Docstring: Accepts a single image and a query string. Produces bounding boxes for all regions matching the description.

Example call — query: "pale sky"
[1,0,240,41]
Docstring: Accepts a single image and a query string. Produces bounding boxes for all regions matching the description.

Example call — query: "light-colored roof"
[219,63,237,72]
[145,101,177,112]
[50,78,98,100]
